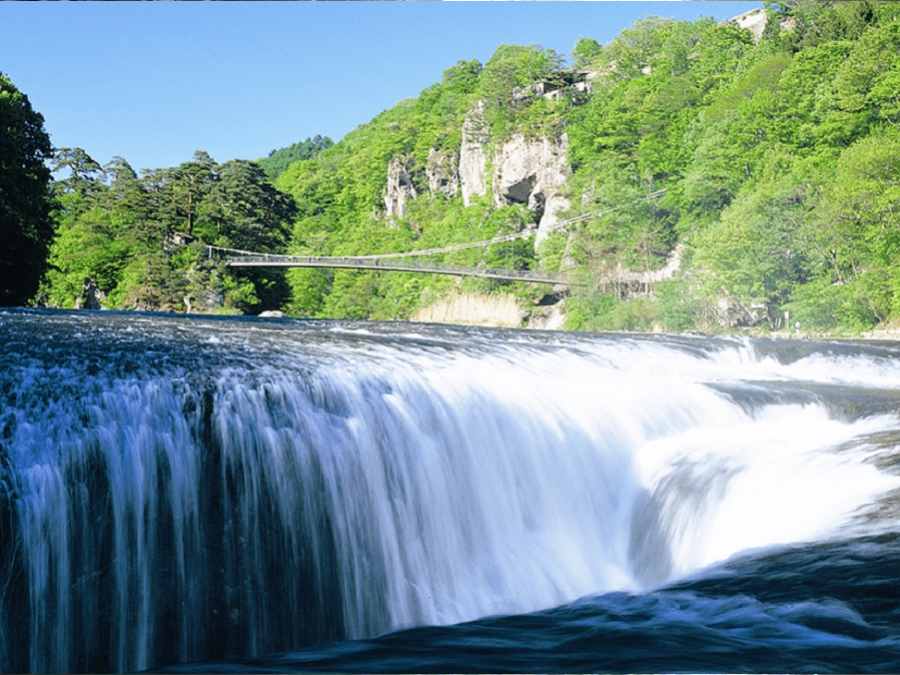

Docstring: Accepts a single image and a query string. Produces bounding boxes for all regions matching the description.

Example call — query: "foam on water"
[1,312,899,672]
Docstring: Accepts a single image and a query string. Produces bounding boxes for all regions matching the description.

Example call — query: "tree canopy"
[0,72,54,306]
[43,150,297,313]
[257,135,334,180]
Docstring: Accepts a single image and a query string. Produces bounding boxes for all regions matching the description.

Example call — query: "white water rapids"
[1,313,899,672]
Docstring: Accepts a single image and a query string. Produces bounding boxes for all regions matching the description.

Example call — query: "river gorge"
[1,309,899,672]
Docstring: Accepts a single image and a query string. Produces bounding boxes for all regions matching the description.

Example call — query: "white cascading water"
[2,318,899,673]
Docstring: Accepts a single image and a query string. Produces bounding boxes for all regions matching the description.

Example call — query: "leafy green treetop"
[0,72,54,306]
[257,135,334,180]
[573,38,603,69]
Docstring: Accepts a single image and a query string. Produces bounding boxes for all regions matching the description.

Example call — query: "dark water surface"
[1,309,899,673]
[170,534,900,673]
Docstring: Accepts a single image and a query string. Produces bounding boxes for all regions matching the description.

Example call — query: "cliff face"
[384,156,417,220]
[728,8,768,42]
[492,133,570,245]
[426,149,459,198]
[459,101,489,206]
[382,99,572,251]
[372,6,796,243]
[725,7,795,43]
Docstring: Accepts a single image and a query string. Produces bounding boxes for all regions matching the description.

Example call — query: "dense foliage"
[0,72,54,306]
[272,0,900,334]
[8,0,900,334]
[42,150,296,313]
[257,135,333,180]
[563,0,900,332]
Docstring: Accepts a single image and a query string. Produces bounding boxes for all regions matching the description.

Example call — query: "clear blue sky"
[1,1,758,172]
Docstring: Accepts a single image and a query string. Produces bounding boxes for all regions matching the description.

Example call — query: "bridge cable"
[206,187,667,262]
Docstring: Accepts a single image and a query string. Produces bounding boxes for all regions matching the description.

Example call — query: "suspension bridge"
[206,189,675,290]
[208,231,577,287]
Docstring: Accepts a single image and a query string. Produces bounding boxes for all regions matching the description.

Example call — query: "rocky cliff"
[384,156,417,220]
[426,149,459,197]
[492,133,570,245]
[459,100,489,206]
[382,100,572,251]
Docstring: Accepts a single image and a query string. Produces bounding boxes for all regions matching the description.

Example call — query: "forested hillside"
[257,135,333,180]
[272,0,900,332]
[6,0,899,334]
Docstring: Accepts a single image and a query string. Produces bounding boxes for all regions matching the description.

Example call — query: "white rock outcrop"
[728,8,768,42]
[384,156,417,220]
[614,244,685,286]
[714,294,767,328]
[492,133,571,245]
[726,7,794,43]
[459,101,489,206]
[527,302,566,330]
[426,149,459,197]
[412,292,526,328]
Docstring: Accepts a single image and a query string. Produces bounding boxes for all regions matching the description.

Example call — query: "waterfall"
[1,311,898,672]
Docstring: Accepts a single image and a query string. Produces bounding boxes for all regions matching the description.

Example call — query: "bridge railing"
[223,253,575,285]
[201,190,675,288]
[205,231,532,262]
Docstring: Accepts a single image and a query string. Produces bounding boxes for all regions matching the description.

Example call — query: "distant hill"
[258,135,333,180]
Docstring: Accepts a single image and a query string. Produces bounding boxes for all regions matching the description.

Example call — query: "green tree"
[43,201,133,307]
[573,38,602,69]
[477,45,564,136]
[257,135,333,180]
[0,72,54,305]
[693,172,814,326]
[170,150,218,236]
[51,146,105,198]
[789,127,900,329]
[202,160,295,251]
[201,160,298,311]
[42,149,299,313]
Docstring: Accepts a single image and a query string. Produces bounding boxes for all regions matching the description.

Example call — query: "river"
[1,309,899,672]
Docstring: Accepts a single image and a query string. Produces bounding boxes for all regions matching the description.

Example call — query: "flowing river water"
[1,309,899,673]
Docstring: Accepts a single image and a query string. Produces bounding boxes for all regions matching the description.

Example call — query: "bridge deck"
[225,255,573,286]
[207,191,678,290]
